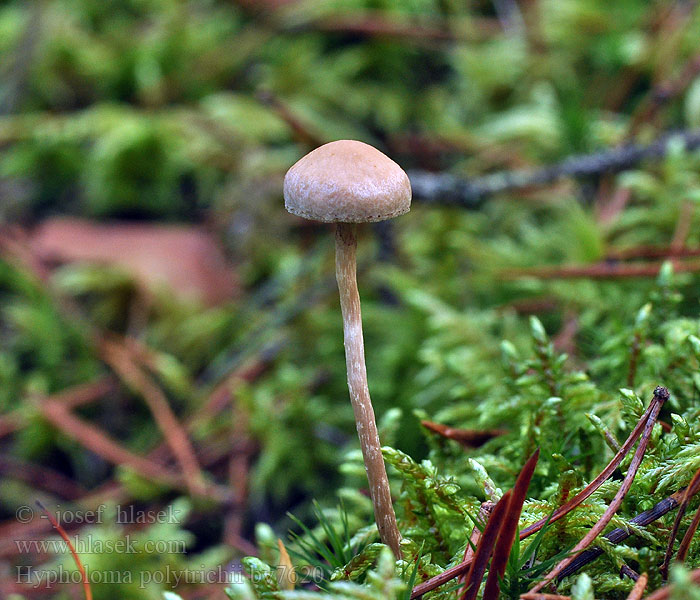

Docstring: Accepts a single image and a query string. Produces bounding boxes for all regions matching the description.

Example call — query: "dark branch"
[409,129,700,208]
[557,490,683,580]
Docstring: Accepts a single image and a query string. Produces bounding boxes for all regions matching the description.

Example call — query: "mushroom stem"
[335,222,402,558]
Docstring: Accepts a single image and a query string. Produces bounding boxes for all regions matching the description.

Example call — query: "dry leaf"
[421,420,506,448]
[31,217,238,306]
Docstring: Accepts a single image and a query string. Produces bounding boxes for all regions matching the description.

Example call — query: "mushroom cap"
[284,140,411,223]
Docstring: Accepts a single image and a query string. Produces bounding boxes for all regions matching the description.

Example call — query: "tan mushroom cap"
[284,140,411,223]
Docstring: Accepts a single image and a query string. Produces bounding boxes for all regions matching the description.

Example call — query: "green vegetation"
[4,0,700,598]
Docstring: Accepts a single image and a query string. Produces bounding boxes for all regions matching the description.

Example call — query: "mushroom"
[284,140,410,558]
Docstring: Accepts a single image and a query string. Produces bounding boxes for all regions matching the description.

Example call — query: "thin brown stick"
[37,501,92,600]
[40,399,180,484]
[197,358,271,426]
[421,421,507,448]
[0,433,254,561]
[595,185,630,226]
[224,385,255,555]
[306,13,499,43]
[626,573,648,600]
[256,90,326,149]
[0,455,87,499]
[313,15,454,41]
[412,396,658,598]
[644,567,700,600]
[671,202,694,251]
[627,330,643,388]
[676,495,700,565]
[7,352,269,559]
[661,466,700,578]
[0,229,252,499]
[39,399,229,501]
[520,394,661,539]
[503,260,700,280]
[1,354,269,559]
[626,50,700,138]
[0,378,114,440]
[100,337,207,496]
[557,490,684,580]
[529,387,668,593]
[498,297,560,315]
[605,245,700,261]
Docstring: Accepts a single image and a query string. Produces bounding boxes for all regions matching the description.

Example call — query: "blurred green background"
[3,0,700,598]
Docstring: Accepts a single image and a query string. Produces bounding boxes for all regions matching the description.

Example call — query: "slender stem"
[661,467,700,579]
[335,222,401,558]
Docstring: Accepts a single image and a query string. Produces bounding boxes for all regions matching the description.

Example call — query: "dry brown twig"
[36,500,93,600]
[675,488,700,567]
[198,357,271,426]
[594,185,631,227]
[503,259,700,280]
[0,232,274,569]
[224,389,255,555]
[256,90,326,149]
[292,11,501,44]
[0,228,206,496]
[414,452,539,600]
[99,336,207,496]
[670,201,695,251]
[661,466,700,579]
[39,398,230,502]
[528,387,668,593]
[0,354,265,558]
[521,389,666,540]
[626,49,700,138]
[421,420,507,448]
[0,455,87,499]
[626,573,648,600]
[556,489,685,580]
[412,388,668,598]
[0,377,114,440]
[645,567,700,600]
